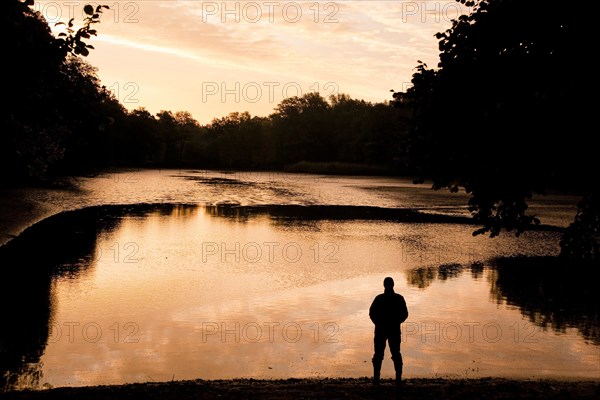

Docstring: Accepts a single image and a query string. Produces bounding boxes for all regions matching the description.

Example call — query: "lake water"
[1,170,598,390]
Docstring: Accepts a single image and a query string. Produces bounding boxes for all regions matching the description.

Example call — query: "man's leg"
[389,333,403,385]
[372,330,386,385]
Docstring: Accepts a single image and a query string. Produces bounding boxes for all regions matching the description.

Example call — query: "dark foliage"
[394,0,596,258]
[1,0,122,182]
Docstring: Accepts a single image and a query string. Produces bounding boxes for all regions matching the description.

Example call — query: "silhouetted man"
[369,277,408,385]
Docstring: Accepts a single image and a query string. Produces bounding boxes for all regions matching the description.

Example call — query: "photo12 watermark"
[32,1,140,24]
[96,170,140,183]
[400,1,472,23]
[107,82,140,104]
[402,321,540,344]
[200,321,340,343]
[48,321,140,343]
[96,241,140,263]
[201,241,340,264]
[197,1,340,24]
[201,81,339,104]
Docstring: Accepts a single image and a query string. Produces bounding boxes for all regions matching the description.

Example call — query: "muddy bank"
[4,378,600,400]
[0,182,83,247]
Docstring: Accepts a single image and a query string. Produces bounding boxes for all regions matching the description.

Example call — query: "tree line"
[98,93,411,173]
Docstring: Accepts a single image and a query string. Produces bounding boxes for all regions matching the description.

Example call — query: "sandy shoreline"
[4,378,600,399]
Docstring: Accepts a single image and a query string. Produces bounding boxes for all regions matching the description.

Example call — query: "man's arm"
[369,297,379,324]
[398,296,408,324]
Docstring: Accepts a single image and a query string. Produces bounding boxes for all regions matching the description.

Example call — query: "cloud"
[45,0,452,121]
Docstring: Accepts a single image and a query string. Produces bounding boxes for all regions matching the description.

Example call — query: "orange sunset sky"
[34,0,469,124]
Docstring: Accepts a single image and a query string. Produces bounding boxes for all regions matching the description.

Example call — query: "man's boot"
[372,358,382,385]
[393,356,403,386]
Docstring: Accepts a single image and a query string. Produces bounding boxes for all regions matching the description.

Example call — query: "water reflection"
[0,271,52,390]
[0,204,198,390]
[490,257,599,346]
[0,203,597,390]
[406,258,600,345]
[205,204,479,222]
[0,206,106,390]
[407,263,485,289]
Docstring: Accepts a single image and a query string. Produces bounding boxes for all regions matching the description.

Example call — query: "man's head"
[383,277,394,290]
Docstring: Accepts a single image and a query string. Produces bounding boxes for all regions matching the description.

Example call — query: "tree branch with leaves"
[393,0,597,259]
